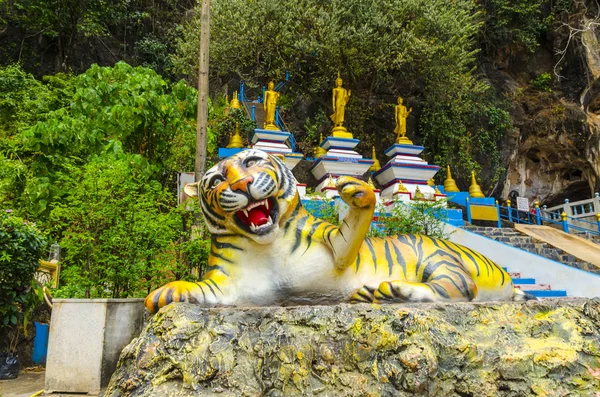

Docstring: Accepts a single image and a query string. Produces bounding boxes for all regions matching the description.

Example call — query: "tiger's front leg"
[145,274,235,314]
[329,176,376,270]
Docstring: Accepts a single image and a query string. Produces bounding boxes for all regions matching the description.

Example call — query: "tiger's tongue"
[248,207,269,226]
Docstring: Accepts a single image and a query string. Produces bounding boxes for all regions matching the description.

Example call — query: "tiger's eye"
[212,178,223,188]
[246,160,257,167]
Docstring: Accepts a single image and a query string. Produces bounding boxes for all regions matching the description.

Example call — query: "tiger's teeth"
[265,200,269,210]
[250,223,256,231]
[268,216,273,224]
[243,209,249,217]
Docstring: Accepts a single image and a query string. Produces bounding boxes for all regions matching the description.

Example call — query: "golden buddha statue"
[395,180,409,193]
[444,165,460,193]
[315,133,328,158]
[469,171,485,198]
[230,91,241,109]
[227,122,244,149]
[263,81,280,131]
[413,186,425,200]
[330,73,352,138]
[368,146,381,172]
[395,96,413,144]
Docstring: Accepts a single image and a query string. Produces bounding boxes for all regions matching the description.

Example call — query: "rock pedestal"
[104,299,600,396]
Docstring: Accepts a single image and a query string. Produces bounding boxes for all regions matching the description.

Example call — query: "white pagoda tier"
[251,128,303,170]
[310,136,374,193]
[373,143,442,199]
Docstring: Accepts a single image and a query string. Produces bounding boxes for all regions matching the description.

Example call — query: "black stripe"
[326,227,336,255]
[432,274,467,296]
[212,236,243,251]
[384,240,394,276]
[447,268,474,300]
[430,283,450,299]
[165,288,173,306]
[195,282,207,302]
[201,198,225,220]
[337,180,360,190]
[211,249,234,264]
[358,289,372,299]
[414,235,424,275]
[302,220,322,256]
[391,240,407,279]
[438,239,480,277]
[202,281,217,297]
[283,202,301,233]
[208,279,223,293]
[152,289,161,313]
[454,244,482,277]
[291,215,309,254]
[421,260,463,282]
[355,252,361,273]
[337,227,347,242]
[365,238,377,272]
[205,265,230,276]
[406,234,419,256]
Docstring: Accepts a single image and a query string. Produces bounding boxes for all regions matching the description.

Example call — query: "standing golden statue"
[394,96,413,144]
[263,81,280,131]
[330,73,352,138]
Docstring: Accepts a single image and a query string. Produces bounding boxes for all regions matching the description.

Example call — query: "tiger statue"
[145,149,532,313]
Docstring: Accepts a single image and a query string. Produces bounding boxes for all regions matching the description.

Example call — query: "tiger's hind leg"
[374,267,478,303]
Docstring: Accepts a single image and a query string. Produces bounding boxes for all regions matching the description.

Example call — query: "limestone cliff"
[493,0,600,206]
[104,299,600,396]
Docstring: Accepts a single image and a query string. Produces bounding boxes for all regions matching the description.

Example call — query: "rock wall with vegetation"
[104,299,600,396]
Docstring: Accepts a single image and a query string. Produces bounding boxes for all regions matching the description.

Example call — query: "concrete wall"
[446,224,600,298]
[45,299,145,395]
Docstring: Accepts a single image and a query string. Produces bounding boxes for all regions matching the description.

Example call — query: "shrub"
[370,199,451,239]
[0,210,46,328]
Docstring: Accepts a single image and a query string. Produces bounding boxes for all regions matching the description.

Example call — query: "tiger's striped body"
[146,150,526,313]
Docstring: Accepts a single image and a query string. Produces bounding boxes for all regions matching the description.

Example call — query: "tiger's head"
[185,149,298,244]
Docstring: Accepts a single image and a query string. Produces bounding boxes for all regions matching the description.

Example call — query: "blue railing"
[495,204,600,236]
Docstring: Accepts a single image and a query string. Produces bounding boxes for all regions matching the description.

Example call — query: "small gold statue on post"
[394,96,413,145]
[330,72,352,138]
[263,81,280,131]
[230,91,241,109]
[226,122,244,149]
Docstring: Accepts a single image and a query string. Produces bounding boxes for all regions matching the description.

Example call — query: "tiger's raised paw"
[336,176,376,209]
[145,281,202,314]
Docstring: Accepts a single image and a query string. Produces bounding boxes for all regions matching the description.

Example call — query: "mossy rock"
[103,299,600,396]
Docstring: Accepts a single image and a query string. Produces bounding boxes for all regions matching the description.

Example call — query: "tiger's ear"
[184,182,200,197]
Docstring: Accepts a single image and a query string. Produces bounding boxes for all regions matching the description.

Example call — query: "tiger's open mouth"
[235,197,279,234]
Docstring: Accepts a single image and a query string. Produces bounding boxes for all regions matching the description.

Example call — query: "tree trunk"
[194,0,210,182]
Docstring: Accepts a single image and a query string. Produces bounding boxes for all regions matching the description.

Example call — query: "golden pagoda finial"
[444,165,460,193]
[427,178,435,186]
[413,186,425,200]
[434,186,442,195]
[368,146,381,172]
[469,171,485,198]
[395,180,408,193]
[227,122,244,148]
[367,177,376,190]
[327,175,335,188]
[230,91,241,109]
[315,133,328,158]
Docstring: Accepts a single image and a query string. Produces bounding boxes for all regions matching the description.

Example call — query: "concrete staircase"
[463,226,581,298]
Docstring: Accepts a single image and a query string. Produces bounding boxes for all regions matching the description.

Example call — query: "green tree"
[370,199,451,239]
[50,153,208,299]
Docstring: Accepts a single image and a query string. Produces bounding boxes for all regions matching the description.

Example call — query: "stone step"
[508,272,520,278]
[526,290,567,298]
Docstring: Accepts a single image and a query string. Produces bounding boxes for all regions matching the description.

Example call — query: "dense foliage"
[0,211,45,327]
[370,200,450,239]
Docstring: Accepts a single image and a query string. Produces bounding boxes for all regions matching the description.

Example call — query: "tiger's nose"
[230,175,254,192]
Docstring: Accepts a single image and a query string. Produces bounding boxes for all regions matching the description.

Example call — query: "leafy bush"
[532,72,552,91]
[370,199,450,239]
[0,210,46,328]
[50,153,209,299]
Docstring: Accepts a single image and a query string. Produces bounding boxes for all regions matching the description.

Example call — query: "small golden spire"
[434,186,442,195]
[315,133,328,158]
[227,122,244,148]
[230,91,241,109]
[427,178,435,186]
[395,180,408,193]
[327,175,335,188]
[413,186,425,200]
[368,146,381,172]
[367,177,376,190]
[561,211,568,221]
[443,165,460,193]
[468,171,485,198]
